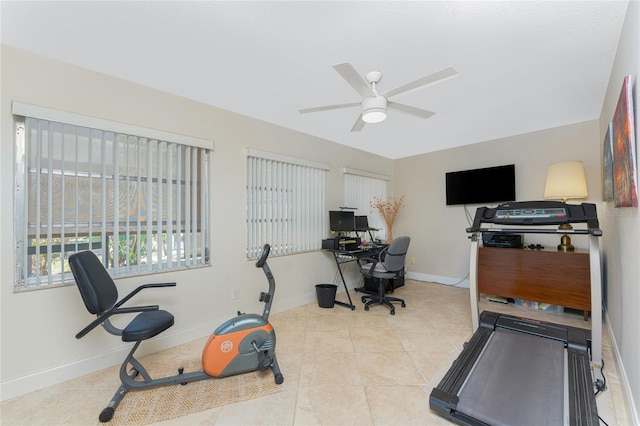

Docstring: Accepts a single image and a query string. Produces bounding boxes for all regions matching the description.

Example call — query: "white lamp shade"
[544,161,588,201]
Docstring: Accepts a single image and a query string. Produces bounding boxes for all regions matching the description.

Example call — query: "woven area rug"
[107,358,285,425]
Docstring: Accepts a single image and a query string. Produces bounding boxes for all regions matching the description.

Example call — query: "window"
[343,168,389,239]
[246,149,328,258]
[13,102,212,291]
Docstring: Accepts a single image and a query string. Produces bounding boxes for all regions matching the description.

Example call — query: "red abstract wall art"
[612,75,637,207]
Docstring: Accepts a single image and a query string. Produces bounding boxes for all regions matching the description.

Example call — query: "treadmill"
[429,201,603,426]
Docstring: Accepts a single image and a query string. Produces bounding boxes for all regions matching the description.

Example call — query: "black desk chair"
[356,236,410,315]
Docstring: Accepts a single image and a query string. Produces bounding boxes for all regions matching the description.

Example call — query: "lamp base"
[558,237,575,252]
[557,223,575,252]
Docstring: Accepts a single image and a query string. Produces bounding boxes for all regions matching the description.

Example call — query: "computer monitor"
[355,215,369,231]
[329,210,355,232]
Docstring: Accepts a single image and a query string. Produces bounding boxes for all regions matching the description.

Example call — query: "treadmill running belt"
[456,329,565,426]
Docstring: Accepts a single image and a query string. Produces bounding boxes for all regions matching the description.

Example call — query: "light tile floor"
[1,280,631,425]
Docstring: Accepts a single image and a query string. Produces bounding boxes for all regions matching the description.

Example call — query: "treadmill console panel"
[470,201,601,235]
[495,206,567,224]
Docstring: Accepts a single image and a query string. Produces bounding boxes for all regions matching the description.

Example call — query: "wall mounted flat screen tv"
[446,164,516,206]
[329,210,356,232]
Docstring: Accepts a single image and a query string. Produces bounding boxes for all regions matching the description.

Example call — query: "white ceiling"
[1,1,629,159]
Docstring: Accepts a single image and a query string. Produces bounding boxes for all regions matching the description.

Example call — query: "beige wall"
[0,45,393,399]
[598,1,639,422]
[394,120,602,284]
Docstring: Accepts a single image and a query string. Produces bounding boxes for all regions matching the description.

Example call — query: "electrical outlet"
[410,257,416,265]
[232,287,240,300]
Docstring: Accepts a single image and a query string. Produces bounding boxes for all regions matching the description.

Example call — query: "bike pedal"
[257,352,273,371]
[259,359,272,371]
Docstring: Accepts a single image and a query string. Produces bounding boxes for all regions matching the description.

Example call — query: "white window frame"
[343,167,389,240]
[13,102,213,291]
[246,149,328,258]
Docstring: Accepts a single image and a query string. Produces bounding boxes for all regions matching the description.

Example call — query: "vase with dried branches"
[370,195,405,243]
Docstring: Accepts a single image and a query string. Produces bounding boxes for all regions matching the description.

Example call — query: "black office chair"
[357,236,410,315]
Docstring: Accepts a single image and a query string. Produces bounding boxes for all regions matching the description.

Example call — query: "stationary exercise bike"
[69,244,283,423]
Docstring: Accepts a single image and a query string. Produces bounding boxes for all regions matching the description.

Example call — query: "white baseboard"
[406,271,469,288]
[604,310,639,426]
[0,319,219,402]
[277,290,317,311]
[0,292,316,402]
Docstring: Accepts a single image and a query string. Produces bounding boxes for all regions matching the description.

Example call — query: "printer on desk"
[322,237,361,251]
[482,232,523,248]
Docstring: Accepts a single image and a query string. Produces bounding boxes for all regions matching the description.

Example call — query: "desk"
[326,246,384,310]
[478,247,591,320]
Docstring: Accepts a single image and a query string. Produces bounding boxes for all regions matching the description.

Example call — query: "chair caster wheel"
[390,310,395,315]
[361,297,367,303]
[364,305,369,311]
[99,407,115,423]
[401,302,406,308]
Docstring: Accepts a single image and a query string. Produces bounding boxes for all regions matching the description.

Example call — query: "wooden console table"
[478,247,591,320]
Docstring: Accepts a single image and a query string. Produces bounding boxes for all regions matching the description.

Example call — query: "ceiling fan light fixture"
[361,96,387,124]
[362,108,387,123]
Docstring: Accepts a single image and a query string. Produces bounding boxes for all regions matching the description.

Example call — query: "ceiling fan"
[299,62,458,132]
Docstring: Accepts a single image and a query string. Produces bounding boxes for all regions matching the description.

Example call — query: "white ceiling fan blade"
[333,62,375,98]
[299,102,360,114]
[387,101,436,119]
[350,115,366,132]
[382,67,458,99]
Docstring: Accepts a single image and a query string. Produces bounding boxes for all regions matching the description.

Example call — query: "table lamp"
[543,161,588,252]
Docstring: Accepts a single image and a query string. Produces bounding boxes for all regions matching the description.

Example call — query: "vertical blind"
[13,103,212,290]
[343,168,389,239]
[246,149,328,258]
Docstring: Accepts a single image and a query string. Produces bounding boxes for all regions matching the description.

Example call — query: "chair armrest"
[377,246,389,262]
[75,282,176,339]
[356,256,379,276]
[113,282,176,311]
[75,305,160,339]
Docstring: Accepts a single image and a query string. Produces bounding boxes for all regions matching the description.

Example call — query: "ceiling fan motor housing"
[361,96,388,123]
[365,71,383,84]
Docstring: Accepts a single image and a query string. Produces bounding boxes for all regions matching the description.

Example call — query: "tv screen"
[446,164,516,206]
[329,210,355,232]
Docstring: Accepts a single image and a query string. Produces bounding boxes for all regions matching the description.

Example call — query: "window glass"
[14,115,210,290]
